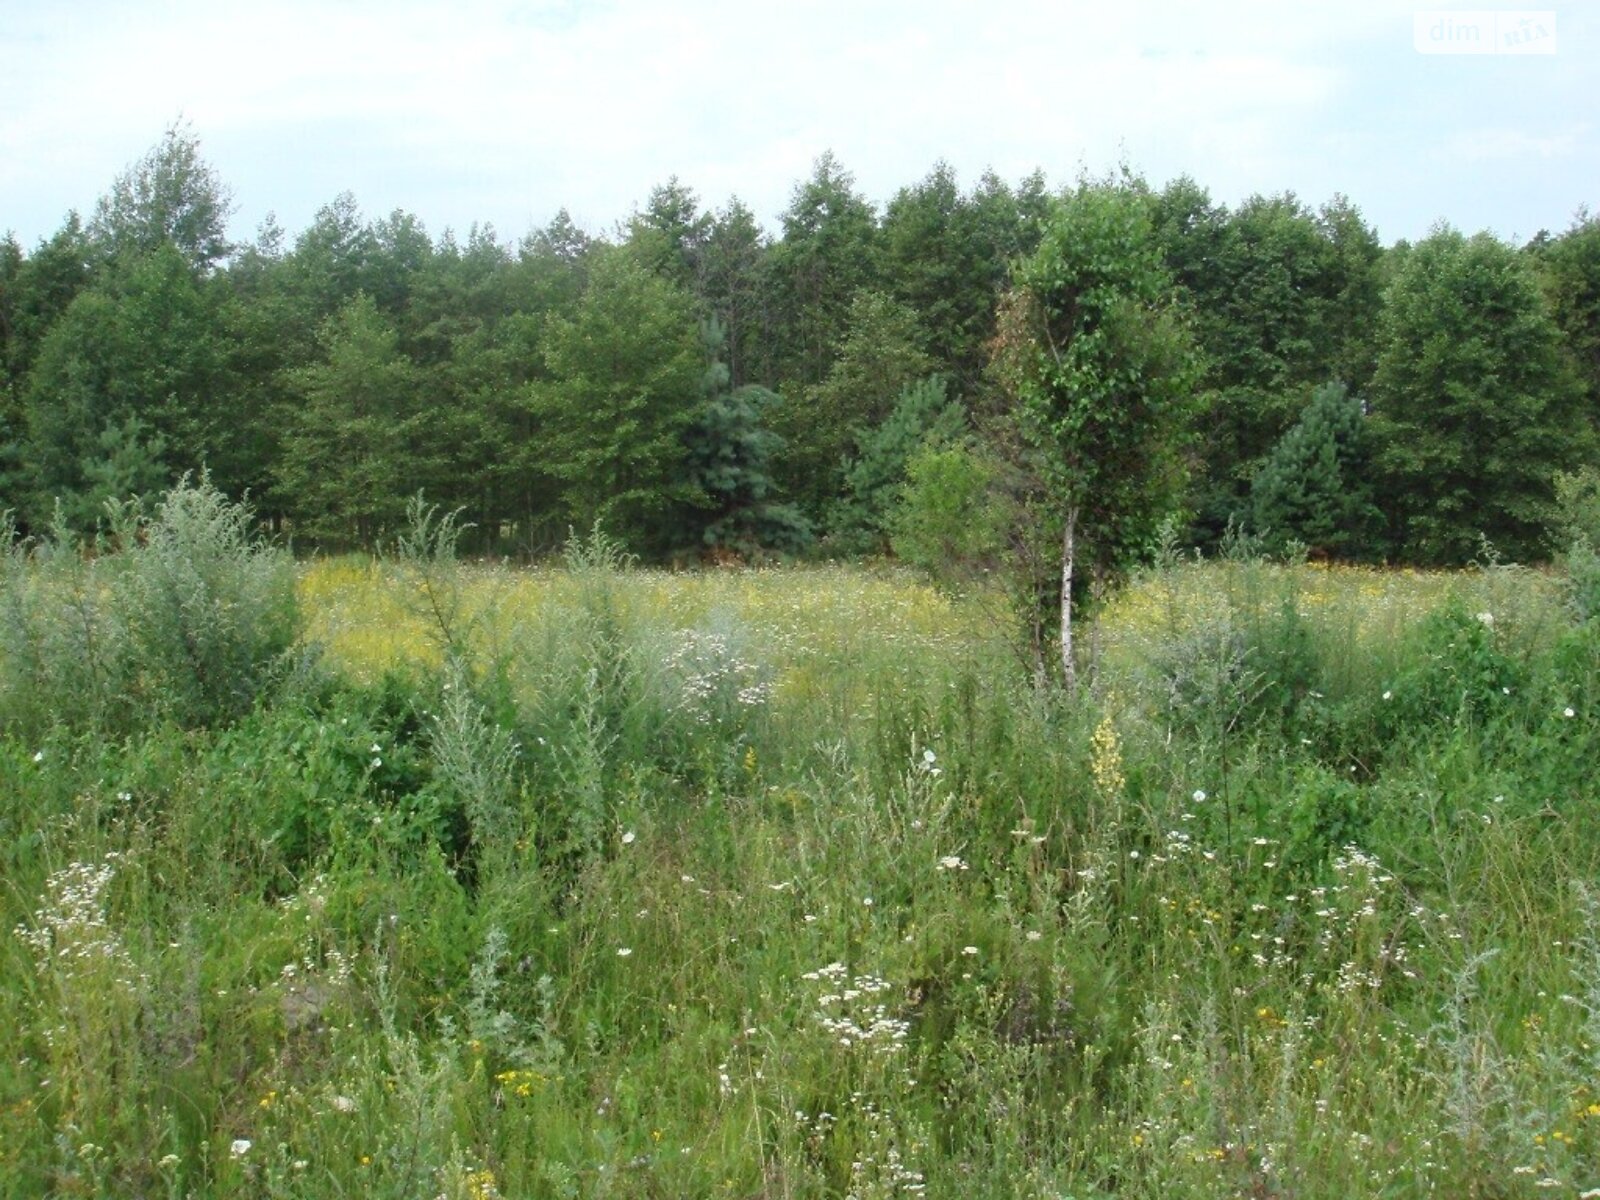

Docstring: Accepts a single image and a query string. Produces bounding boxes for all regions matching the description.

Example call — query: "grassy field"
[3,496,1599,1198]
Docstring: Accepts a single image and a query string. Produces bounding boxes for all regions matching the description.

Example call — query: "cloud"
[0,0,1590,246]
[1444,123,1590,163]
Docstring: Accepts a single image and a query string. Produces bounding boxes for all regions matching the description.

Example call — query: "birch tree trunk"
[1060,505,1077,694]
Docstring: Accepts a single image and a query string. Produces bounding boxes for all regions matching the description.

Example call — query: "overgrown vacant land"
[3,488,1599,1199]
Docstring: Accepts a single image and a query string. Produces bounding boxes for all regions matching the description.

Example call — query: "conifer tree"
[1372,227,1590,563]
[1250,381,1381,558]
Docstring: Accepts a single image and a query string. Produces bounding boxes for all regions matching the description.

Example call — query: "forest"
[3,125,1597,570]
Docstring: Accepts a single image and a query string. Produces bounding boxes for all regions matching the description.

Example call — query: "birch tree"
[993,180,1198,691]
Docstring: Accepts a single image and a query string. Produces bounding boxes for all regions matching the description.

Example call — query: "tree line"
[1,126,1596,569]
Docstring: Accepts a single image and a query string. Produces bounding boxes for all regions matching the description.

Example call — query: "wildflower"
[617,947,633,957]
[1089,716,1125,798]
[158,1154,180,1169]
[1026,930,1043,942]
[621,830,636,845]
[230,1139,252,1158]
[32,750,43,763]
[862,897,873,907]
[331,1094,357,1113]
[961,945,979,956]
[1382,690,1393,701]
[1192,789,1207,803]
[1564,707,1576,718]
[937,855,968,872]
[370,757,382,769]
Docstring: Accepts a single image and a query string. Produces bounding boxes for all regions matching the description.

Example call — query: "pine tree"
[278,294,423,547]
[1372,227,1591,563]
[528,248,703,554]
[1250,382,1382,558]
[683,320,809,558]
[832,375,966,553]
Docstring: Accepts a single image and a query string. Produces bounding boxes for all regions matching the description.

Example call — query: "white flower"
[961,945,979,956]
[617,947,633,957]
[937,855,968,871]
[862,897,873,907]
[32,750,43,763]
[1564,707,1576,718]
[1382,691,1393,701]
[621,830,636,845]
[1026,930,1043,942]
[370,757,382,769]
[1476,611,1494,627]
[369,743,381,754]
[1192,789,1206,803]
[922,748,936,765]
[230,1139,252,1157]
[331,1094,356,1113]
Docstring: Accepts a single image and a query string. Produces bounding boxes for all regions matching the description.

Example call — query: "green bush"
[0,478,298,738]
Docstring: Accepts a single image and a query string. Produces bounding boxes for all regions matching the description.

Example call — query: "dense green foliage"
[994,178,1200,685]
[1371,227,1592,563]
[2,126,1597,574]
[3,490,1600,1197]
[1251,381,1383,558]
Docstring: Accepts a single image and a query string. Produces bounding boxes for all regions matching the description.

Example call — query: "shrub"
[0,478,298,737]
[118,478,299,728]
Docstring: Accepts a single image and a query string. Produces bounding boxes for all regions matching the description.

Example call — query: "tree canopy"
[3,129,1597,579]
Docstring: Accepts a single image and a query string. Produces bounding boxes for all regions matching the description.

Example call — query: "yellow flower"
[1089,715,1125,799]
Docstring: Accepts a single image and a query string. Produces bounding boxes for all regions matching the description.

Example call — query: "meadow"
[2,485,1599,1199]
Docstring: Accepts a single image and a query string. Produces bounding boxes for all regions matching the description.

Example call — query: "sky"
[1,0,1595,251]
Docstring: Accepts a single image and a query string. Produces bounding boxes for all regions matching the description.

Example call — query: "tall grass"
[2,501,1598,1196]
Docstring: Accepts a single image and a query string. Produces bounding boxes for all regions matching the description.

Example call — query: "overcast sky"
[1,0,1594,251]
